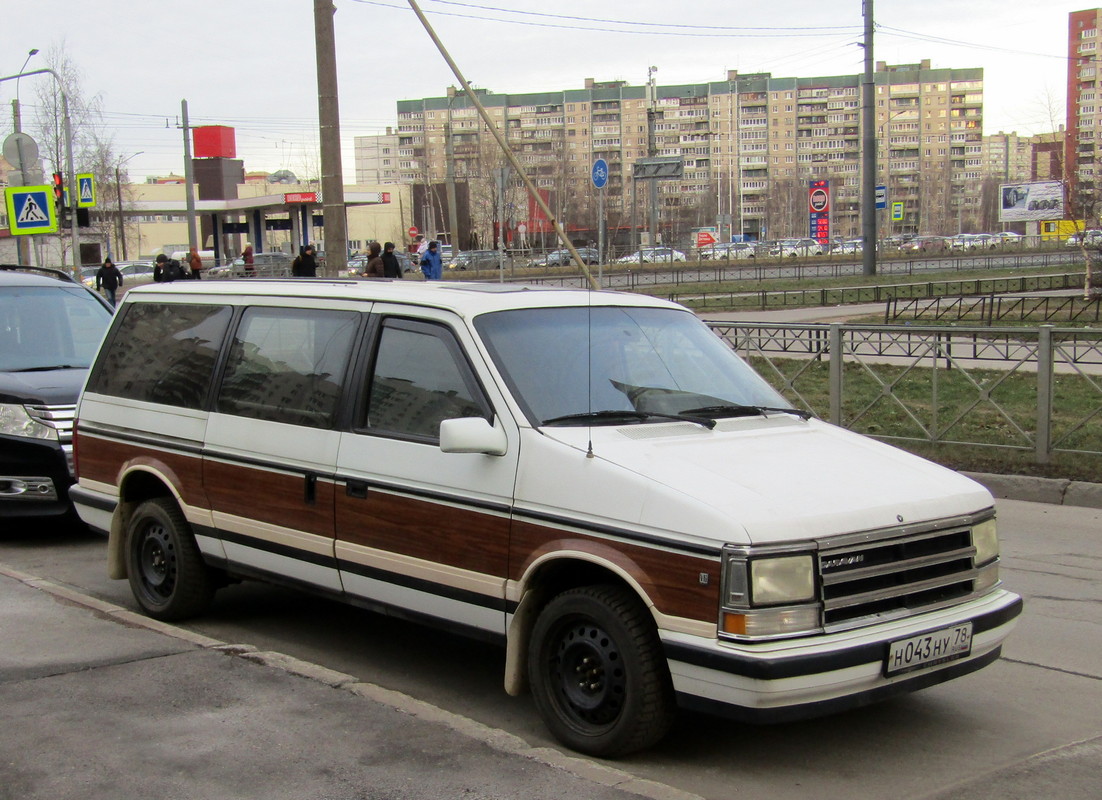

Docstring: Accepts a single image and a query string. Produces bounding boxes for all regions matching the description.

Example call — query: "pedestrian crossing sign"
[76,174,96,208]
[4,186,59,235]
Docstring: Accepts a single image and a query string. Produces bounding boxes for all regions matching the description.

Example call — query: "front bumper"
[662,589,1022,723]
[0,435,75,521]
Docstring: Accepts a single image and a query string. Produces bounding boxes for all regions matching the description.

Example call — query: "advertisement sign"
[999,181,1064,222]
[284,192,318,204]
[808,179,830,243]
[694,227,717,248]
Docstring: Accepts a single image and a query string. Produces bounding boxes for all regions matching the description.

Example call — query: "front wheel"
[528,585,675,757]
[126,497,215,621]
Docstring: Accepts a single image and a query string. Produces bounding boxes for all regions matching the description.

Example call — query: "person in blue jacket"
[420,240,443,280]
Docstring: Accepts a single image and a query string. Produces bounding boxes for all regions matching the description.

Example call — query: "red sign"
[408,226,419,238]
[695,230,717,248]
[808,180,831,243]
[380,192,391,203]
[284,192,317,204]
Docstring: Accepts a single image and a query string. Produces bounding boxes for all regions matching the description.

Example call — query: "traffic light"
[52,172,64,205]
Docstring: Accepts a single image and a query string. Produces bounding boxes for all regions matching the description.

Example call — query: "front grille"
[819,526,978,628]
[26,403,76,476]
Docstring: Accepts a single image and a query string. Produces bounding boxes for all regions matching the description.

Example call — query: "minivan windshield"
[475,305,792,426]
[0,286,113,372]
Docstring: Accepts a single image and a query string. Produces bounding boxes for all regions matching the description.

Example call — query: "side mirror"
[439,417,508,456]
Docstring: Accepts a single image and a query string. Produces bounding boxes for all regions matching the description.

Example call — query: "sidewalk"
[0,564,697,800]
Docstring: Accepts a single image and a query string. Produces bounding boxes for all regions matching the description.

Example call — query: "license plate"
[885,622,973,676]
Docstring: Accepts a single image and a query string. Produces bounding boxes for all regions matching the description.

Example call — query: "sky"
[1,0,1090,183]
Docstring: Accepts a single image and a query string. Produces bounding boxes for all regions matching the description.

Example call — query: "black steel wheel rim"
[137,523,176,600]
[547,616,627,729]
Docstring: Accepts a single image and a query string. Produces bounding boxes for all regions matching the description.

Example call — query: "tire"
[528,585,675,757]
[126,497,215,621]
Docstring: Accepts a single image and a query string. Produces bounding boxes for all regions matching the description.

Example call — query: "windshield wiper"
[541,410,716,429]
[12,364,79,372]
[680,404,813,421]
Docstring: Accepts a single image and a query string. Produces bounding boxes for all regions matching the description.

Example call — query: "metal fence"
[705,320,1102,464]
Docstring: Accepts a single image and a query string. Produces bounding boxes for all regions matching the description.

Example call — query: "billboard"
[999,181,1064,222]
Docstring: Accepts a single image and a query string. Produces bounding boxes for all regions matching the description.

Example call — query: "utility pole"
[314,0,348,274]
[861,0,877,276]
[445,87,461,254]
[181,100,199,253]
[647,66,659,247]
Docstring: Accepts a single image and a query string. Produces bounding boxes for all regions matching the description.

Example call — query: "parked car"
[770,238,824,257]
[829,239,863,255]
[81,260,158,290]
[949,233,999,251]
[698,242,755,260]
[71,279,1021,757]
[534,247,600,267]
[995,232,1023,245]
[1066,229,1102,247]
[0,266,114,524]
[899,236,948,253]
[448,250,503,271]
[616,247,687,264]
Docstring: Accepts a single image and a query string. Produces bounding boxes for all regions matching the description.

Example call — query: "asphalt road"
[2,496,1099,800]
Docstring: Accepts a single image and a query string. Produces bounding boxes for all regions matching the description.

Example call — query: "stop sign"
[408,226,419,238]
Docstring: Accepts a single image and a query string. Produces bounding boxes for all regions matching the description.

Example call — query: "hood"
[535,417,991,546]
[0,367,88,406]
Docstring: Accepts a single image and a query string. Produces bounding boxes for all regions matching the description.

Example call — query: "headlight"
[973,518,999,566]
[721,550,820,640]
[751,555,816,605]
[0,404,58,441]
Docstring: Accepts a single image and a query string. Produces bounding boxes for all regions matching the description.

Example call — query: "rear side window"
[216,307,359,428]
[87,303,232,408]
[363,318,488,440]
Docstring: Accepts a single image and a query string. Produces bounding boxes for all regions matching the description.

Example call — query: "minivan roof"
[118,279,680,317]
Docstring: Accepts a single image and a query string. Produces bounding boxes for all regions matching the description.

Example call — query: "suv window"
[88,303,232,408]
[363,318,488,440]
[216,307,359,428]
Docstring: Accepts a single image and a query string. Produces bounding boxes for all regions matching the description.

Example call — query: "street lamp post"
[12,49,38,266]
[115,152,142,260]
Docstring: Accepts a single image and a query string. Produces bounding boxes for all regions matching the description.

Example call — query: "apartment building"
[354,128,401,184]
[380,60,985,247]
[1068,8,1102,215]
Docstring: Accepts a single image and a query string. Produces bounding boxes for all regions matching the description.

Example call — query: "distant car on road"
[899,236,948,253]
[829,239,863,255]
[616,247,687,264]
[448,250,503,271]
[770,238,824,257]
[534,248,600,267]
[699,242,755,260]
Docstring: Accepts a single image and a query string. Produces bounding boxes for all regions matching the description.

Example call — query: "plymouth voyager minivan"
[71,279,1021,756]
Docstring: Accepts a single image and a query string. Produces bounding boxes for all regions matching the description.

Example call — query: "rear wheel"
[126,498,214,621]
[528,585,675,757]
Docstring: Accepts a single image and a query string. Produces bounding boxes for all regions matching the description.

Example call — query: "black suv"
[0,266,114,523]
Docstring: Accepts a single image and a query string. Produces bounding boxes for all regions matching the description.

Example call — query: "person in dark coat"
[95,258,124,307]
[360,242,385,278]
[381,242,403,279]
[292,245,318,277]
[153,254,185,283]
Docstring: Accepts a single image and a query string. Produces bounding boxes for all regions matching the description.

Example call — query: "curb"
[964,472,1102,509]
[0,563,703,800]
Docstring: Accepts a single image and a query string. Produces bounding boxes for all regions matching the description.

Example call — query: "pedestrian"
[187,246,203,280]
[153,254,186,283]
[292,244,318,277]
[360,242,385,278]
[414,234,428,262]
[381,241,403,279]
[242,242,255,276]
[95,258,124,307]
[419,240,443,280]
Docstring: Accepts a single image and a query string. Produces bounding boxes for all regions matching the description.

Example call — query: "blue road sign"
[875,185,887,210]
[4,186,58,235]
[77,174,97,208]
[592,158,608,189]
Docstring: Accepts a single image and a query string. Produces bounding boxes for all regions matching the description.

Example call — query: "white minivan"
[71,279,1021,757]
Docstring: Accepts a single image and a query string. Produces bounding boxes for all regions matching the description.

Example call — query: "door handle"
[345,479,368,499]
